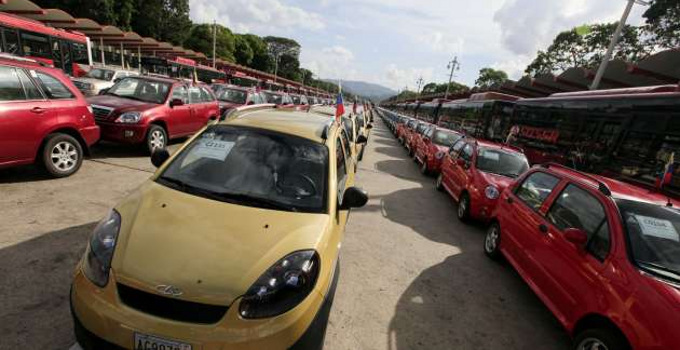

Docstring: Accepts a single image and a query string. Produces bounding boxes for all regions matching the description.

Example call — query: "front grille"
[117,283,229,324]
[90,105,113,121]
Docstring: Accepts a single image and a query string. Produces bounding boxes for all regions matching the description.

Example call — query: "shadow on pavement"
[375,159,426,183]
[0,223,95,350]
[374,146,409,159]
[388,253,571,350]
[0,165,55,184]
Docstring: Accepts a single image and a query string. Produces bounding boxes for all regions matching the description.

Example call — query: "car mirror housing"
[340,187,368,210]
[151,148,170,168]
[356,135,368,144]
[564,228,588,247]
[169,98,184,108]
[366,124,374,129]
[98,88,109,95]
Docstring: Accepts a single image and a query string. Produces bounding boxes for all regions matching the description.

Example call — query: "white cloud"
[381,64,434,92]
[300,45,358,81]
[492,55,532,80]
[189,0,325,35]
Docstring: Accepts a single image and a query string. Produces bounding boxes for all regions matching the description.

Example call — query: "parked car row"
[378,107,680,350]
[0,54,344,179]
[70,105,371,350]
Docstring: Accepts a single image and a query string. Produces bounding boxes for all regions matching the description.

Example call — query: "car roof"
[224,108,334,143]
[468,139,525,154]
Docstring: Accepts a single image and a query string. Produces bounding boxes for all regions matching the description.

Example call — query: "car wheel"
[435,174,444,192]
[41,133,83,178]
[573,327,631,350]
[146,125,167,153]
[457,193,471,223]
[484,223,502,260]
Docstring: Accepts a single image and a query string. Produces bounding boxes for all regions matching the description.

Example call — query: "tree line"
[33,0,342,95]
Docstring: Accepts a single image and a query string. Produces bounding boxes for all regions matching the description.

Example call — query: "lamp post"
[416,77,424,100]
[590,0,650,90]
[445,56,460,99]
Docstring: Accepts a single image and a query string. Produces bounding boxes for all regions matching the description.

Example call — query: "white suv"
[72,67,139,96]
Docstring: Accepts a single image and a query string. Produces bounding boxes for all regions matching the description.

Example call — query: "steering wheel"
[276,173,317,198]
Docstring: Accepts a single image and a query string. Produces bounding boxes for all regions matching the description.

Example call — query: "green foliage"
[131,0,193,45]
[239,34,272,72]
[475,68,509,89]
[33,0,135,29]
[419,82,469,95]
[233,35,254,66]
[642,0,680,50]
[185,24,235,62]
[525,23,649,76]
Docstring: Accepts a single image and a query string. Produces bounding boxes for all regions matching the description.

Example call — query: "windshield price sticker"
[633,215,679,242]
[194,139,234,160]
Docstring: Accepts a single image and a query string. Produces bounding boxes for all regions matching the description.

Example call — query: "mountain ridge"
[322,79,396,101]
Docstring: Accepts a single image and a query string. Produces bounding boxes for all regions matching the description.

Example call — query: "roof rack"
[540,163,612,196]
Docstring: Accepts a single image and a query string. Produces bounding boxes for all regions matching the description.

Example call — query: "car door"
[501,171,562,290]
[187,85,206,132]
[537,183,612,324]
[167,84,193,136]
[0,65,53,164]
[441,140,466,193]
[450,143,474,198]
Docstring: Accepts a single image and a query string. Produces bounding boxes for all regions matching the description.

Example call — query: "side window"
[200,87,214,102]
[449,140,465,156]
[0,66,26,101]
[171,85,188,104]
[460,144,474,162]
[515,172,561,211]
[547,184,610,261]
[336,137,348,199]
[34,71,74,99]
[17,69,43,100]
[188,86,201,104]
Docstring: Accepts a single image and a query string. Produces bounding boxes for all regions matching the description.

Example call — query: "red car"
[436,138,529,222]
[414,127,464,174]
[406,121,431,156]
[397,118,416,145]
[88,76,220,152]
[211,84,267,116]
[0,54,99,177]
[485,163,680,350]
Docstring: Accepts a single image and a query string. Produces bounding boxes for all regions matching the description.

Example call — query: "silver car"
[71,67,139,96]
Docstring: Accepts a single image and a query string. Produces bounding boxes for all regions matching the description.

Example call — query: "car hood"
[87,95,159,113]
[478,171,515,190]
[111,181,329,306]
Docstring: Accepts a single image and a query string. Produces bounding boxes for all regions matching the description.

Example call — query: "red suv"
[485,163,680,350]
[211,84,267,116]
[436,139,529,222]
[0,54,99,177]
[414,127,464,175]
[88,76,220,152]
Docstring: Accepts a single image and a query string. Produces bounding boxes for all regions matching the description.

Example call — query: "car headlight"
[82,210,121,287]
[435,151,445,160]
[485,185,500,200]
[239,250,320,319]
[115,112,142,123]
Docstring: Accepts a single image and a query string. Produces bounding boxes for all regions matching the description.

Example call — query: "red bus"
[0,12,91,76]
[140,56,226,83]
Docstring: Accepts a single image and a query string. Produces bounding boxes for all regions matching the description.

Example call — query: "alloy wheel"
[458,197,467,219]
[50,141,78,172]
[485,226,499,253]
[150,130,165,150]
[576,338,609,350]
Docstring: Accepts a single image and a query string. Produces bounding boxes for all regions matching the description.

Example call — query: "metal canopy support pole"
[120,42,124,68]
[138,46,142,73]
[100,37,105,66]
[590,0,636,90]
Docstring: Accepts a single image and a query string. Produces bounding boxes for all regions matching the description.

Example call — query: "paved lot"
[0,120,571,350]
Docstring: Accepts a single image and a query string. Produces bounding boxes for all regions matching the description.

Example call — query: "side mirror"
[356,135,368,144]
[339,187,368,210]
[367,124,374,129]
[169,98,184,108]
[113,77,123,83]
[98,88,109,95]
[564,228,588,247]
[151,148,170,168]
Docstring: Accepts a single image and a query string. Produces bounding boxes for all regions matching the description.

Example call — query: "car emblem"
[155,284,183,297]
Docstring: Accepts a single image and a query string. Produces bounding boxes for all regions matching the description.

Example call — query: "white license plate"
[134,333,192,350]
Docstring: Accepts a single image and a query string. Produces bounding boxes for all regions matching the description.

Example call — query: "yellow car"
[70,108,368,350]
[308,106,367,172]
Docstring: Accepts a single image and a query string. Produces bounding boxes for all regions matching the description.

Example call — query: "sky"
[189,0,649,91]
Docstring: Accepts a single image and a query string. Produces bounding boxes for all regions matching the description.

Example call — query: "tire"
[41,133,83,178]
[484,223,502,260]
[146,125,167,153]
[572,327,631,350]
[457,192,471,223]
[435,174,444,192]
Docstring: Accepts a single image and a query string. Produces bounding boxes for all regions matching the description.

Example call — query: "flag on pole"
[335,81,344,121]
[352,100,357,115]
[657,152,675,189]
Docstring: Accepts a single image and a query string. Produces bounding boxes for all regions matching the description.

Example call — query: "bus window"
[51,39,62,72]
[72,42,89,65]
[2,28,20,55]
[21,32,51,60]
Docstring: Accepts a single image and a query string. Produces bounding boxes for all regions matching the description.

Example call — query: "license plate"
[134,333,192,350]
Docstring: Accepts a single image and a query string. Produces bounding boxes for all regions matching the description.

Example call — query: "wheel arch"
[37,127,90,159]
[572,313,631,346]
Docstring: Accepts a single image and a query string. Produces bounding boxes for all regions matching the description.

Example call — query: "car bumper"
[80,125,101,147]
[469,196,498,221]
[96,122,148,144]
[70,264,330,350]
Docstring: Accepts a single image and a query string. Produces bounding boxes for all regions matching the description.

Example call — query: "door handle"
[538,224,548,233]
[31,107,45,114]
[506,197,514,204]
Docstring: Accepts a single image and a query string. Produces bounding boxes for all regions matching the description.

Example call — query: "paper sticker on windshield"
[482,151,500,161]
[634,215,679,242]
[194,139,234,160]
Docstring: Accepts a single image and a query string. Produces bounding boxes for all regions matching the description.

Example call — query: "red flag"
[335,93,345,121]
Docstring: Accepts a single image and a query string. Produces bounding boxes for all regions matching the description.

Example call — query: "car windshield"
[106,78,171,104]
[157,125,328,213]
[433,130,462,147]
[617,199,680,282]
[85,68,115,81]
[263,92,283,104]
[476,148,529,178]
[217,88,247,104]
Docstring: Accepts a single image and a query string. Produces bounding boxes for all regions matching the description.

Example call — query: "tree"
[185,24,235,62]
[642,0,680,50]
[131,0,193,46]
[525,23,649,76]
[421,83,438,94]
[33,0,135,29]
[475,68,509,89]
[234,35,254,66]
[264,36,301,80]
[240,34,272,72]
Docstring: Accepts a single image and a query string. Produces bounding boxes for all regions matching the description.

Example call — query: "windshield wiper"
[219,192,299,212]
[638,261,680,281]
[157,176,228,202]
